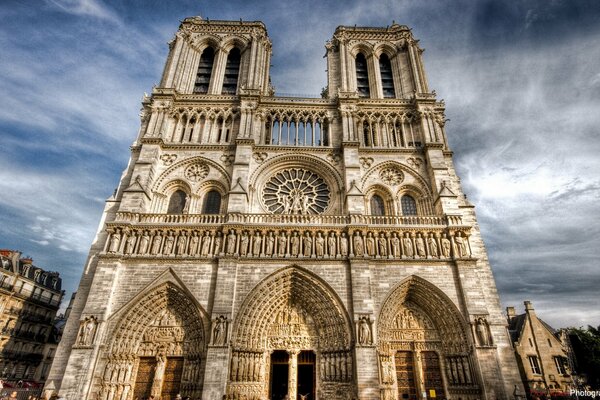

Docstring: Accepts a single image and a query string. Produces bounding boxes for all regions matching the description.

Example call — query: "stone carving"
[139,230,150,254]
[239,231,249,256]
[378,233,388,257]
[201,231,211,256]
[160,153,177,166]
[365,232,375,256]
[108,229,121,253]
[379,166,404,186]
[303,231,313,257]
[163,231,175,255]
[265,231,275,255]
[252,151,268,163]
[390,232,400,257]
[454,233,470,258]
[415,233,426,258]
[315,232,325,257]
[220,153,235,166]
[226,230,237,255]
[358,316,372,345]
[327,152,341,165]
[213,315,228,346]
[428,235,438,258]
[359,156,374,169]
[252,231,262,256]
[124,231,136,255]
[402,235,414,258]
[475,317,493,346]
[151,231,162,255]
[328,232,337,257]
[290,231,300,256]
[77,316,98,346]
[263,168,330,214]
[441,233,451,258]
[176,231,187,255]
[407,156,422,168]
[353,231,364,256]
[184,162,209,182]
[339,232,348,257]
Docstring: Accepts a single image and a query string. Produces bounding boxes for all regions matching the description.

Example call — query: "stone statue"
[365,232,375,256]
[353,231,364,256]
[151,232,162,255]
[240,231,249,256]
[108,230,121,253]
[390,232,400,257]
[253,231,262,256]
[315,232,325,257]
[226,230,237,255]
[213,316,227,345]
[340,232,348,257]
[78,316,98,346]
[182,194,190,214]
[455,234,469,257]
[213,232,222,255]
[415,234,426,257]
[189,231,199,255]
[403,236,414,257]
[378,233,387,257]
[358,317,371,345]
[303,231,312,256]
[163,232,175,255]
[124,233,136,255]
[328,232,337,257]
[476,317,492,346]
[277,231,287,256]
[441,234,451,258]
[290,232,300,256]
[138,230,150,254]
[201,231,211,256]
[427,235,438,257]
[231,352,239,381]
[176,232,187,255]
[265,231,275,255]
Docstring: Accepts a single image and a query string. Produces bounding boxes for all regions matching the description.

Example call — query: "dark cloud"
[1,0,598,325]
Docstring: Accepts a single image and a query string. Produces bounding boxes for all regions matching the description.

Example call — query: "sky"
[0,0,599,328]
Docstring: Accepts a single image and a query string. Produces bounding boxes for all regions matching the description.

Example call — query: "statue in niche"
[226,230,237,255]
[315,232,325,257]
[151,231,162,255]
[213,315,227,345]
[365,232,375,256]
[328,232,337,256]
[441,233,451,257]
[253,231,262,255]
[277,231,287,256]
[182,194,190,214]
[415,234,426,257]
[378,233,387,257]
[455,233,470,257]
[124,232,136,254]
[358,317,372,345]
[353,231,364,256]
[290,232,300,256]
[265,231,275,255]
[240,231,249,256]
[213,232,222,255]
[428,235,438,257]
[475,317,492,346]
[77,316,98,346]
[108,230,121,253]
[189,231,199,255]
[138,230,150,254]
[303,232,313,256]
[390,232,400,257]
[231,352,239,381]
[340,232,348,257]
[163,231,175,255]
[176,231,187,255]
[403,235,414,257]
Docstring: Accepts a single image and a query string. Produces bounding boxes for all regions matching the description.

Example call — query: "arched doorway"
[98,282,208,400]
[227,267,354,400]
[377,276,481,400]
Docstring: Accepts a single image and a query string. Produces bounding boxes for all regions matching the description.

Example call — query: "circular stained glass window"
[262,169,330,214]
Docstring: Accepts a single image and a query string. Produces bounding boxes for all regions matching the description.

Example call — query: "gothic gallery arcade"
[45,17,523,400]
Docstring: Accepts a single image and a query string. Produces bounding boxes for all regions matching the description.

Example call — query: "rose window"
[185,163,209,182]
[379,167,404,186]
[262,169,330,214]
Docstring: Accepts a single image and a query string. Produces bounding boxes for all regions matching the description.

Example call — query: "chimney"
[506,306,516,322]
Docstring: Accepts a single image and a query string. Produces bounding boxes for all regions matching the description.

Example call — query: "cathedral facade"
[45,17,523,400]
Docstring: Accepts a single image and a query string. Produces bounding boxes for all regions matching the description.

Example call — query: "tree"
[568,325,600,389]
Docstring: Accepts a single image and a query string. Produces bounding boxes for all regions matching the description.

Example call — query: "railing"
[114,212,463,227]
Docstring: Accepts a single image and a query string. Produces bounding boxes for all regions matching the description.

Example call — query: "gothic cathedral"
[45,17,523,400]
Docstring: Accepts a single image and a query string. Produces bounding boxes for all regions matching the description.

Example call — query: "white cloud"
[46,0,120,23]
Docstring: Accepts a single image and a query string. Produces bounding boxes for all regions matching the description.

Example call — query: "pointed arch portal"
[227,266,354,400]
[377,276,481,400]
[98,282,208,400]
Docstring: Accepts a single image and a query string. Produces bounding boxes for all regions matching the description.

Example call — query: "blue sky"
[1,0,599,327]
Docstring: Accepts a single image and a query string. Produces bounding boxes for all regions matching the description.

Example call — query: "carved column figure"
[441,233,451,258]
[327,231,337,257]
[365,232,375,256]
[108,229,122,254]
[290,231,300,256]
[265,231,275,256]
[163,231,175,255]
[213,231,223,255]
[240,230,250,256]
[303,231,313,257]
[340,232,349,257]
[277,231,288,257]
[124,230,136,255]
[427,233,438,258]
[226,229,237,255]
[403,233,414,258]
[353,231,364,257]
[378,233,388,257]
[138,230,150,254]
[390,232,400,257]
[415,233,426,258]
[176,231,187,255]
[252,230,262,256]
[189,230,199,255]
[150,230,162,255]
[315,232,325,257]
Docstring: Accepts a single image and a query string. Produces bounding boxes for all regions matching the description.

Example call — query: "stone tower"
[45,17,523,400]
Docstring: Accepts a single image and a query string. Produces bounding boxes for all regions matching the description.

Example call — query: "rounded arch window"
[202,190,222,214]
[401,195,418,216]
[370,194,385,216]
[355,53,370,98]
[167,190,188,214]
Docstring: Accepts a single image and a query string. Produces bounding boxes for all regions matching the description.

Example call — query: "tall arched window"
[202,190,222,214]
[167,190,188,214]
[370,194,385,216]
[355,53,370,98]
[401,195,418,216]
[194,47,215,94]
[379,53,395,98]
[222,48,241,94]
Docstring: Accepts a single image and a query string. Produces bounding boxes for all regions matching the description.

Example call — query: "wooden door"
[422,352,444,400]
[133,357,156,400]
[395,351,417,400]
[161,357,185,400]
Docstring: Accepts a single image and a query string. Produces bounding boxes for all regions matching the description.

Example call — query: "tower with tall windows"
[45,17,523,400]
